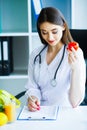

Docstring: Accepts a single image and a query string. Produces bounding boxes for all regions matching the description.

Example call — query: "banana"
[0,90,11,98]
[0,90,21,108]
[0,93,11,105]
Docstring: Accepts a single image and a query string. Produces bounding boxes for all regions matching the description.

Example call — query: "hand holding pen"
[28,96,40,112]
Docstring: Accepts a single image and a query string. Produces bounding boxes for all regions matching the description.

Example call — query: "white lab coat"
[25,45,85,107]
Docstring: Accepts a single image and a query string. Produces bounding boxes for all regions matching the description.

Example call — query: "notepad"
[17,105,59,120]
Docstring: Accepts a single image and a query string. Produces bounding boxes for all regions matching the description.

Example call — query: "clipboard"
[17,105,59,120]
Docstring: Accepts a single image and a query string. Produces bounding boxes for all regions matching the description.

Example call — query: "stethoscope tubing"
[54,44,66,79]
[33,44,66,87]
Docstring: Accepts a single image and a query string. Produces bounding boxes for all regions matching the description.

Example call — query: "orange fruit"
[0,112,8,126]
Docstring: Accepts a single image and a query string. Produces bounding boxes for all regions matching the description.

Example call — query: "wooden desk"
[0,106,87,130]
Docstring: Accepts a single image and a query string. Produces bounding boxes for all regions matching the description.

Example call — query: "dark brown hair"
[37,7,73,45]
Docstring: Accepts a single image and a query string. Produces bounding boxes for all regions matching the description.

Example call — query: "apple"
[67,42,79,51]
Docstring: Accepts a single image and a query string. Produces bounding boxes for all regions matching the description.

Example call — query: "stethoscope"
[33,44,66,87]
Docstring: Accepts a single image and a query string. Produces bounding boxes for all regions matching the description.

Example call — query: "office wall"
[71,0,87,29]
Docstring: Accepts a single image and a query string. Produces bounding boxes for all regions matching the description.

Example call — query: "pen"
[29,96,35,102]
[29,96,40,110]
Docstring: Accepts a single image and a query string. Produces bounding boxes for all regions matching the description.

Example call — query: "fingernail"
[37,106,40,110]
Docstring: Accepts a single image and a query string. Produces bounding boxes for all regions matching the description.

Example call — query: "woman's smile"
[48,40,55,44]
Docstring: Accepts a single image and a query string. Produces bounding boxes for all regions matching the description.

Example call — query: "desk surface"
[0,106,87,130]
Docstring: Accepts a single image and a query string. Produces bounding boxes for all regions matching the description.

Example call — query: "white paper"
[17,105,58,120]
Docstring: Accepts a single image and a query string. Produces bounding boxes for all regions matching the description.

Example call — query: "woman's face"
[40,22,65,46]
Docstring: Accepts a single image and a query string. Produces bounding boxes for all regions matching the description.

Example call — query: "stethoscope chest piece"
[51,79,57,87]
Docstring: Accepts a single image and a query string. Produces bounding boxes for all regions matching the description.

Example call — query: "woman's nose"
[48,33,54,40]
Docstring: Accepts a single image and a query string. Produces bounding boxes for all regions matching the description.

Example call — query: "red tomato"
[67,42,79,51]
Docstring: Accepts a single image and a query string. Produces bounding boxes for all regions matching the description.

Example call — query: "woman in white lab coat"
[25,7,86,111]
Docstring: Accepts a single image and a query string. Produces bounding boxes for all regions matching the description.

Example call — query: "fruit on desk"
[0,104,4,112]
[0,90,21,108]
[67,42,79,51]
[0,91,11,106]
[0,112,8,126]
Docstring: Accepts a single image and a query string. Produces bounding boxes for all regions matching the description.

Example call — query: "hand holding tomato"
[67,42,79,51]
[67,41,80,70]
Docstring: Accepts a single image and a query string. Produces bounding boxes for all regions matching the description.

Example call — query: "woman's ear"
[62,23,66,31]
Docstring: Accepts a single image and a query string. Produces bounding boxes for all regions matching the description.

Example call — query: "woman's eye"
[42,32,48,35]
[52,31,58,34]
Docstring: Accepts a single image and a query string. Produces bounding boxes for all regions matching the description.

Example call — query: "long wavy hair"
[37,7,73,45]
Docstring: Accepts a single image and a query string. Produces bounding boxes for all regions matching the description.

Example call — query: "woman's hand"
[28,96,40,111]
[68,47,83,71]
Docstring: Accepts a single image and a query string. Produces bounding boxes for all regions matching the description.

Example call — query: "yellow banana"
[0,94,11,105]
[0,90,21,108]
